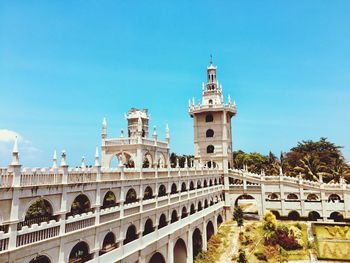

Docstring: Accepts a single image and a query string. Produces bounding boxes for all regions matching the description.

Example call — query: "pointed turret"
[94,146,100,167]
[165,124,170,144]
[10,136,20,166]
[60,150,67,167]
[81,156,86,170]
[52,150,58,169]
[102,117,107,139]
[153,126,157,140]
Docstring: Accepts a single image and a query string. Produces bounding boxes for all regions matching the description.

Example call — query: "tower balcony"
[188,102,236,117]
[103,137,168,148]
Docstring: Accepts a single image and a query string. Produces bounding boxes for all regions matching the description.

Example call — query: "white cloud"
[0,129,23,142]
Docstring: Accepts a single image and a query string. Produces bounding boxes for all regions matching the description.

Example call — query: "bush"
[238,249,247,263]
[263,211,277,231]
[265,228,301,250]
[254,252,267,261]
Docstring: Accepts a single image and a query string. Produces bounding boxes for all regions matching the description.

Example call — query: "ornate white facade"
[1,62,349,263]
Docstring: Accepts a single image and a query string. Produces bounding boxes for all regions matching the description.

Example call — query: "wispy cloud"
[0,129,41,165]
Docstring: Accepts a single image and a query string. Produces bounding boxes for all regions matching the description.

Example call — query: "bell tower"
[189,60,236,172]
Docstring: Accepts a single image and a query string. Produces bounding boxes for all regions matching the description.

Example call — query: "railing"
[68,171,96,183]
[0,231,10,251]
[0,169,12,187]
[16,220,60,247]
[65,212,95,233]
[20,172,62,186]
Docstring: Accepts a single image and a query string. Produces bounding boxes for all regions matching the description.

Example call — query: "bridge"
[225,168,350,221]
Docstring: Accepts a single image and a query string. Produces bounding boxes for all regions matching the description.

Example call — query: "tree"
[263,211,277,231]
[233,206,244,229]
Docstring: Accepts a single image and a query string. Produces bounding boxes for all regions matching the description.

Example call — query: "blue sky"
[0,1,349,167]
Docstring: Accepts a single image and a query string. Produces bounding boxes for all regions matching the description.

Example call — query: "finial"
[184,158,188,168]
[233,100,236,106]
[81,156,86,170]
[176,158,179,168]
[60,150,67,166]
[210,54,213,65]
[188,99,191,107]
[94,146,100,167]
[10,136,20,166]
[192,97,195,105]
[166,124,170,139]
[120,129,124,138]
[153,126,157,136]
[52,150,57,168]
[202,82,205,92]
[228,95,231,104]
[102,117,107,128]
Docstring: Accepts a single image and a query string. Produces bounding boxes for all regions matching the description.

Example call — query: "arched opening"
[206,129,214,138]
[192,228,202,260]
[207,145,214,154]
[328,194,342,203]
[210,199,214,206]
[286,193,298,201]
[100,232,117,255]
[209,179,213,186]
[29,255,51,263]
[157,154,166,168]
[235,194,258,214]
[308,211,321,221]
[171,183,178,194]
[329,211,344,222]
[102,191,117,209]
[149,252,166,263]
[189,181,194,190]
[267,193,279,201]
[181,182,187,192]
[22,199,54,229]
[214,178,218,185]
[181,207,188,219]
[217,214,223,227]
[208,99,213,104]
[288,211,300,220]
[158,184,167,197]
[143,219,154,236]
[69,241,91,263]
[190,204,195,215]
[171,210,178,223]
[124,224,138,245]
[205,114,213,122]
[125,188,137,204]
[206,221,214,241]
[197,201,203,211]
[143,153,153,168]
[204,199,208,208]
[173,238,187,263]
[197,180,202,189]
[143,186,153,200]
[158,214,167,229]
[69,194,91,217]
[204,180,208,188]
[306,194,319,201]
[270,210,281,220]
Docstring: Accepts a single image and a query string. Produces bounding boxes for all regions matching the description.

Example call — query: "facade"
[1,62,349,263]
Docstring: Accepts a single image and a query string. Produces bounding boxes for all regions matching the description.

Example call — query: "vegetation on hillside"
[233,138,350,183]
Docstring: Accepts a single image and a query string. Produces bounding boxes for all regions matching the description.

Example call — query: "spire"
[10,136,20,166]
[228,95,231,104]
[176,158,179,168]
[120,129,124,138]
[94,146,100,166]
[165,124,170,142]
[153,126,157,139]
[60,150,67,167]
[52,150,58,169]
[102,117,107,139]
[81,156,86,170]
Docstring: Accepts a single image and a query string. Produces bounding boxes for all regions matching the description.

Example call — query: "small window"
[207,145,214,154]
[206,114,213,122]
[206,129,214,138]
[208,99,213,104]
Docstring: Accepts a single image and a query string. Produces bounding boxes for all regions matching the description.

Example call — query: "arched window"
[205,114,213,123]
[29,255,51,263]
[181,207,188,219]
[204,180,208,188]
[102,191,117,208]
[100,232,117,255]
[69,241,91,263]
[286,193,298,200]
[23,199,53,228]
[70,194,91,217]
[267,193,279,200]
[306,194,319,201]
[189,181,194,190]
[171,183,178,194]
[181,182,187,192]
[143,186,153,200]
[125,188,137,204]
[197,201,202,211]
[209,179,213,186]
[143,219,154,236]
[158,214,167,229]
[158,185,167,197]
[190,204,195,215]
[204,199,208,208]
[207,145,214,154]
[171,210,178,223]
[328,194,341,202]
[206,129,214,138]
[124,224,138,245]
[208,99,213,105]
[214,178,218,185]
[197,180,202,189]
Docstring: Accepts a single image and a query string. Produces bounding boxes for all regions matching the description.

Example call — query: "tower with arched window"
[189,60,236,171]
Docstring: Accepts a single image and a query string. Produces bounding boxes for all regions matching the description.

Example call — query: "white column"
[167,238,174,263]
[202,221,207,251]
[187,229,193,263]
